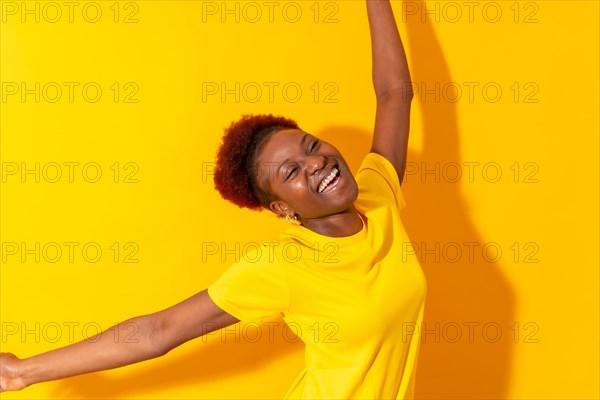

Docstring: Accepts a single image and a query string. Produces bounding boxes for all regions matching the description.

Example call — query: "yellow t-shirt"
[208,152,427,399]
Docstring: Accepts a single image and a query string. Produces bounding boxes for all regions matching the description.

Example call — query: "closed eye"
[286,166,300,181]
[309,140,319,153]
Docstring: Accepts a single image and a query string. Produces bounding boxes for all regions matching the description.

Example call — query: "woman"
[0,0,426,398]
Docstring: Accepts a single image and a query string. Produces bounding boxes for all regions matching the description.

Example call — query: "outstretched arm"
[0,290,238,392]
[367,0,414,183]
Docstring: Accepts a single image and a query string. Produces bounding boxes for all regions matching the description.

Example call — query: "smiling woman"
[215,117,362,237]
[0,0,424,398]
[207,121,427,398]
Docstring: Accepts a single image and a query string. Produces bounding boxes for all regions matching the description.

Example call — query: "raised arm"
[0,290,238,392]
[367,0,414,183]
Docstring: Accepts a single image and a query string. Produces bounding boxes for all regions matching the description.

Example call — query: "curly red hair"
[214,114,300,210]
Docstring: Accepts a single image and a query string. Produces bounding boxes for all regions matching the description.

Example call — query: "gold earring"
[285,214,300,225]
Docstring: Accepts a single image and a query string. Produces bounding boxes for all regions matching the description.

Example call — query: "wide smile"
[317,165,341,193]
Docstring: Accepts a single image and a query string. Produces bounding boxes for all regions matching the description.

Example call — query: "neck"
[300,206,363,237]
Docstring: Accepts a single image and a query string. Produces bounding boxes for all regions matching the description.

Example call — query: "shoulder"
[356,152,406,210]
[207,242,290,321]
[211,242,286,281]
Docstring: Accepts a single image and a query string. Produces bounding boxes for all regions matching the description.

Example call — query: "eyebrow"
[276,133,310,180]
[301,133,309,146]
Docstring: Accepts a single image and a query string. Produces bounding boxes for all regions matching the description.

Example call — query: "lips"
[318,166,340,193]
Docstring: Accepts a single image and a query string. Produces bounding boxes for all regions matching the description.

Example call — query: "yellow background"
[1,0,598,399]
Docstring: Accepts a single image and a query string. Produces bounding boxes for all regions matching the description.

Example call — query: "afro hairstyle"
[213,113,300,210]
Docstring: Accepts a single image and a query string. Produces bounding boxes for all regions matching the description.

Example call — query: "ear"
[269,200,293,218]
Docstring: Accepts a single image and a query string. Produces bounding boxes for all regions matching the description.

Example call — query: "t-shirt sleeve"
[207,244,290,321]
[356,152,407,210]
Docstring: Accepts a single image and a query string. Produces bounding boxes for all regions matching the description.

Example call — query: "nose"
[304,155,325,175]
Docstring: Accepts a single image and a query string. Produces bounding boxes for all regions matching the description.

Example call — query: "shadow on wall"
[319,3,516,398]
[401,8,515,398]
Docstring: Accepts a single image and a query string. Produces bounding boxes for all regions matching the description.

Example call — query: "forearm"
[3,290,237,392]
[18,314,162,387]
[366,0,412,98]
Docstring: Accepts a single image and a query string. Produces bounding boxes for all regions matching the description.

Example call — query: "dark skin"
[260,0,414,238]
[257,129,362,238]
[0,0,412,392]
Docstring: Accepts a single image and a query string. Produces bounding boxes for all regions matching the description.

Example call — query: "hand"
[0,353,27,392]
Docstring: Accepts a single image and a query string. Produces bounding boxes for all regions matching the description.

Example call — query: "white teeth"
[318,168,339,193]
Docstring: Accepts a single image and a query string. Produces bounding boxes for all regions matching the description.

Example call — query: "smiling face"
[255,129,359,221]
